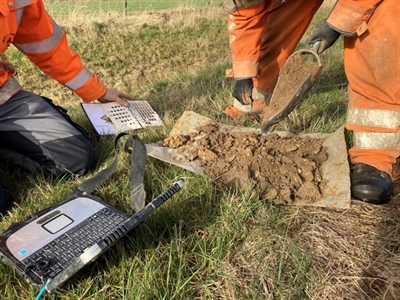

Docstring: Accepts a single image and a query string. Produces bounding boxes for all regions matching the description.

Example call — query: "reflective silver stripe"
[13,20,62,54]
[224,0,264,12]
[228,19,236,44]
[224,0,286,12]
[353,132,400,149]
[15,0,32,9]
[0,77,22,105]
[347,107,400,129]
[15,7,23,26]
[64,67,92,91]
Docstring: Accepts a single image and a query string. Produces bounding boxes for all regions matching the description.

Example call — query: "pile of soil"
[162,123,328,205]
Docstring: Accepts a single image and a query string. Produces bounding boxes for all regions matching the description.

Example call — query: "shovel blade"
[261,49,322,135]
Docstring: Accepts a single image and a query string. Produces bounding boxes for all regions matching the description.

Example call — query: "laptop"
[0,180,184,293]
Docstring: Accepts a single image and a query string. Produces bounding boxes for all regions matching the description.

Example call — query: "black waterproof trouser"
[0,181,12,216]
[0,90,96,216]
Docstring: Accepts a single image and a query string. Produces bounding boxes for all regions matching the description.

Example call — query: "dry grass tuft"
[225,182,400,299]
[300,187,400,300]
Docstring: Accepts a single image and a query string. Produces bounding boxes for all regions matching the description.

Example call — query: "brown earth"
[261,50,322,129]
[162,123,328,205]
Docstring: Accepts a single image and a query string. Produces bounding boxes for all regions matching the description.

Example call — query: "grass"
[1,3,400,300]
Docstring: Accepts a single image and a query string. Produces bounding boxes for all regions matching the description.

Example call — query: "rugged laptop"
[0,133,184,293]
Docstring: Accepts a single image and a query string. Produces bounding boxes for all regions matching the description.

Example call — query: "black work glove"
[232,78,253,105]
[306,19,340,54]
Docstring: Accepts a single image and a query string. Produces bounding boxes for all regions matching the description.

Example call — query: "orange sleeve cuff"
[231,59,258,78]
[73,73,107,102]
[327,0,381,36]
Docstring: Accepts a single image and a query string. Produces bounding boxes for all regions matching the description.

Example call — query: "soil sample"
[163,123,328,205]
[261,50,322,132]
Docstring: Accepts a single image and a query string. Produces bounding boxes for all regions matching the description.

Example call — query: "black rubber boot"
[351,163,393,205]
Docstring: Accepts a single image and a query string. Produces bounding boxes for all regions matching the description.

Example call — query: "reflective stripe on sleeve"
[64,67,92,91]
[15,7,24,26]
[13,20,62,54]
[15,0,33,9]
[228,19,236,44]
[347,107,400,129]
[353,132,400,149]
[0,77,22,105]
[223,0,265,12]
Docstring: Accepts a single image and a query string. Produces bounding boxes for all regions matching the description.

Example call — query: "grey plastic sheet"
[146,111,351,209]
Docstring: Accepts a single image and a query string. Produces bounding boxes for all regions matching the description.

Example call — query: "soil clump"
[162,123,329,205]
[261,50,322,124]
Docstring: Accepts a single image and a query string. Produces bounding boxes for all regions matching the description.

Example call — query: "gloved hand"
[232,78,253,105]
[306,19,340,54]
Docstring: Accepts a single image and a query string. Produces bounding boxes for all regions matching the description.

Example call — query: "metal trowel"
[261,43,323,135]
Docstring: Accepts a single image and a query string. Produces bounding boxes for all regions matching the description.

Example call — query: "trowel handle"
[295,48,323,68]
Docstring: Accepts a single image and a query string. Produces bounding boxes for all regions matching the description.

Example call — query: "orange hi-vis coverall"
[327,0,399,180]
[224,0,324,101]
[224,0,399,179]
[0,0,107,105]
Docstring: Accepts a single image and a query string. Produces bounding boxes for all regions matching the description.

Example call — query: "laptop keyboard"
[22,207,128,280]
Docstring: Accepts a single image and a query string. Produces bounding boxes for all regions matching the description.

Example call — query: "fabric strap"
[74,132,147,213]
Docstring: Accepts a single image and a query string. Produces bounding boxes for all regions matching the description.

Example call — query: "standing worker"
[306,0,399,204]
[215,0,324,120]
[218,0,399,204]
[0,0,134,217]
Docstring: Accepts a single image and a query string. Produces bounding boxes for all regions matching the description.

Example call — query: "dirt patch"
[162,123,328,205]
[261,50,322,126]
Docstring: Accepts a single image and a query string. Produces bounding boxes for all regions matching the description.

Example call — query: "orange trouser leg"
[227,0,323,100]
[254,0,324,95]
[344,0,400,179]
[227,0,272,79]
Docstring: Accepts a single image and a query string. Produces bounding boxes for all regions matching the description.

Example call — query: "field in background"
[45,0,337,17]
[46,0,223,16]
[1,2,400,300]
